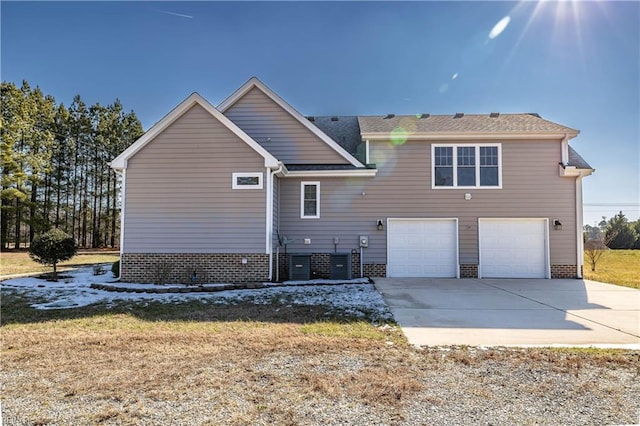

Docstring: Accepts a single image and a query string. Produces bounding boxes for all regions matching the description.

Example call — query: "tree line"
[1,80,143,250]
[584,211,640,249]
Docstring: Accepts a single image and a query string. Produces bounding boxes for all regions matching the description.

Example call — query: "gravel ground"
[2,346,639,425]
[2,271,639,425]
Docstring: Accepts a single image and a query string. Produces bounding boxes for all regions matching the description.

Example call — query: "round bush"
[29,229,78,280]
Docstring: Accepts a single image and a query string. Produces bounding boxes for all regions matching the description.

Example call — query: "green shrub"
[112,260,120,278]
[29,229,78,281]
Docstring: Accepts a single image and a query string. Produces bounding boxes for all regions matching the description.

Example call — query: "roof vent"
[331,116,339,121]
[307,116,315,122]
[420,113,430,119]
[384,114,395,119]
[528,113,541,118]
[489,112,499,118]
[454,112,464,119]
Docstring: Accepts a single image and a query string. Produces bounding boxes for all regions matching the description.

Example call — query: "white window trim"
[431,143,502,189]
[300,181,320,219]
[232,172,263,189]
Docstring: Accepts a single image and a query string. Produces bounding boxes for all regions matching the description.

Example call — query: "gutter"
[361,132,579,141]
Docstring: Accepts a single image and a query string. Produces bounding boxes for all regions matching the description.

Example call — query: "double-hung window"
[432,144,501,188]
[301,182,320,219]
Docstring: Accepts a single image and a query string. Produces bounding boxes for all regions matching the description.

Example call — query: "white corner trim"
[217,77,365,167]
[365,139,370,164]
[561,134,569,165]
[110,92,279,170]
[265,167,272,256]
[119,170,126,256]
[576,176,584,279]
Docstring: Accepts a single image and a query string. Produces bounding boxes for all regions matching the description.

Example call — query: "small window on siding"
[232,172,263,189]
[301,182,320,219]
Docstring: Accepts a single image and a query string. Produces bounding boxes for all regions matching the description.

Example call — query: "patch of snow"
[1,265,392,321]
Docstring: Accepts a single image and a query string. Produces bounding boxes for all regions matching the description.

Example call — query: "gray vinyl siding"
[124,104,266,253]
[273,176,280,246]
[224,87,349,165]
[278,139,577,265]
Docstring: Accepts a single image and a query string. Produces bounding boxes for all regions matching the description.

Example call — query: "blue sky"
[2,1,639,225]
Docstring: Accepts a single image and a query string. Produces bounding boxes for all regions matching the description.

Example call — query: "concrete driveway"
[374,278,640,348]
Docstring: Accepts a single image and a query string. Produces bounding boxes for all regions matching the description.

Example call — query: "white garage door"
[387,219,458,278]
[479,219,549,278]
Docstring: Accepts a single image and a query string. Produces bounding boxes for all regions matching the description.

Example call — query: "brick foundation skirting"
[551,264,579,279]
[121,253,269,284]
[460,264,478,278]
[363,263,387,277]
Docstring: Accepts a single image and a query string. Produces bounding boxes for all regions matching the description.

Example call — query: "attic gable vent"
[331,116,339,121]
[454,112,464,118]
[384,114,395,119]
[420,113,430,119]
[489,112,499,118]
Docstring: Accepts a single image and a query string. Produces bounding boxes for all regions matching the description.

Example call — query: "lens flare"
[489,16,511,39]
[390,127,408,146]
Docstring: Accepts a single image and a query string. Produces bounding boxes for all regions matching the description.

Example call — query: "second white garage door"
[479,218,549,279]
[387,219,458,278]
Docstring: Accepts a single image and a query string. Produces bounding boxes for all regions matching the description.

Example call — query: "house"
[110,77,593,283]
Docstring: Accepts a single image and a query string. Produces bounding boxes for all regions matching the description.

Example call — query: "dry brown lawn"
[584,249,640,289]
[1,249,119,277]
[2,292,639,425]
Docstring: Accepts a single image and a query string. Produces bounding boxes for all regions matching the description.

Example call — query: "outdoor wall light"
[377,220,384,231]
[553,219,562,230]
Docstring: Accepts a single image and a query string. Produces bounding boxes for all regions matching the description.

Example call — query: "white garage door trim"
[387,218,459,278]
[478,218,550,279]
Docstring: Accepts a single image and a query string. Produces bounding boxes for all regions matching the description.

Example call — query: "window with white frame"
[432,144,501,188]
[232,172,263,189]
[300,182,320,218]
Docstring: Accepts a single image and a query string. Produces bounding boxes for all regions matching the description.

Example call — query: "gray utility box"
[330,253,351,280]
[289,254,311,280]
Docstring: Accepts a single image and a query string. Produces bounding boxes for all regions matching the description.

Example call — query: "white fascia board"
[110,92,279,170]
[361,132,578,141]
[218,77,364,168]
[282,169,378,178]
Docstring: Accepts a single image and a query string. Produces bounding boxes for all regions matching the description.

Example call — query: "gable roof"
[218,77,364,167]
[359,113,579,139]
[110,93,279,170]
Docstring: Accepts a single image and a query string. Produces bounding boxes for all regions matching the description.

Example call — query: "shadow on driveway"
[373,278,640,347]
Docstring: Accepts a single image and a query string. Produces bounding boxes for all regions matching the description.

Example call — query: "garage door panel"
[388,219,458,278]
[480,219,548,279]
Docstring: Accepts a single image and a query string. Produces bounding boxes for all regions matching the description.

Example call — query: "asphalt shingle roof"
[358,113,579,134]
[308,116,365,163]
[568,145,593,169]
[305,113,590,171]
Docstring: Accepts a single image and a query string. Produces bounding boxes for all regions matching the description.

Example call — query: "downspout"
[267,164,283,281]
[575,175,584,278]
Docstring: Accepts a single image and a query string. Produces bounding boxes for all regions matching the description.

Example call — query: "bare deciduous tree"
[584,231,618,272]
